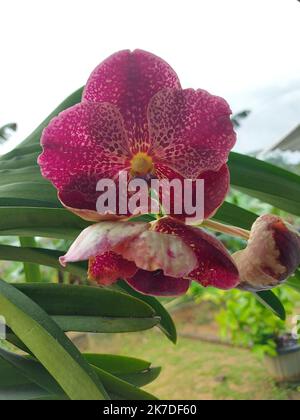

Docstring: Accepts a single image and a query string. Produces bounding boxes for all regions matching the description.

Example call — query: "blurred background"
[1,0,300,400]
[1,0,300,156]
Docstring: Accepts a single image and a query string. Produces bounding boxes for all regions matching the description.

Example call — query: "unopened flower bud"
[233,214,300,291]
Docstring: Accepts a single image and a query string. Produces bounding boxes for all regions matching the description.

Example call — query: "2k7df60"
[147,404,197,415]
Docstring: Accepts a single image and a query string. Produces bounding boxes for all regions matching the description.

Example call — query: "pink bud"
[233,214,300,291]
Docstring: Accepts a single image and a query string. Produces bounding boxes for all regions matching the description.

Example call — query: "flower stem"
[200,219,250,240]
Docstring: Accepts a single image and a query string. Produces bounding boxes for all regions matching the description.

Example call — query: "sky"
[1,0,300,154]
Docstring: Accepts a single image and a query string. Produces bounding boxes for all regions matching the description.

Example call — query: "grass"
[84,330,295,400]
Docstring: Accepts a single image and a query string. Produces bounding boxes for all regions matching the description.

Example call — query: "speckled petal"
[114,230,198,277]
[126,269,190,296]
[148,88,236,178]
[83,50,181,154]
[154,217,240,290]
[59,221,148,266]
[155,163,230,221]
[39,102,131,216]
[89,252,137,286]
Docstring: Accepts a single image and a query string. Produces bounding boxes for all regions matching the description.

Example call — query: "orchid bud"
[233,214,300,291]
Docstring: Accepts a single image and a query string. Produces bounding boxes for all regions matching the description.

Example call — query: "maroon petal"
[126,269,190,296]
[148,88,236,178]
[154,217,240,290]
[89,252,137,286]
[39,102,131,219]
[83,50,181,154]
[155,163,230,221]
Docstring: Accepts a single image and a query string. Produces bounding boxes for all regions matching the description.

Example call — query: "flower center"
[130,152,154,176]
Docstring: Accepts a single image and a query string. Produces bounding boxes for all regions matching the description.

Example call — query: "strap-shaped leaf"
[229,152,300,216]
[82,354,161,387]
[0,244,177,343]
[254,290,286,321]
[117,280,177,344]
[213,201,257,230]
[15,283,156,319]
[0,167,43,186]
[0,384,56,401]
[0,207,88,239]
[0,348,63,396]
[0,352,160,399]
[52,315,160,333]
[0,154,40,170]
[90,364,158,400]
[9,283,160,334]
[0,182,59,207]
[0,279,109,400]
[0,349,158,400]
[0,357,29,387]
[83,354,151,374]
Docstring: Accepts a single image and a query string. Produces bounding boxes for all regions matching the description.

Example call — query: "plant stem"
[201,219,250,240]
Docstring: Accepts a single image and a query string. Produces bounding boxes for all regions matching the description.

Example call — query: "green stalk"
[19,238,42,283]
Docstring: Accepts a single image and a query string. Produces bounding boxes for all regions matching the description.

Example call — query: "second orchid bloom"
[60,217,239,296]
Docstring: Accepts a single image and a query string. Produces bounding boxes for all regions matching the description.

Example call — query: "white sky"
[1,0,300,154]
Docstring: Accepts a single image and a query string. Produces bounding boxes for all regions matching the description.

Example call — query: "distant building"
[263,125,300,153]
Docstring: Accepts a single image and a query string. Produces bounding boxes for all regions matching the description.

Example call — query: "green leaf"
[9,284,160,333]
[5,329,31,354]
[229,152,300,216]
[90,364,158,400]
[0,154,40,170]
[15,283,156,319]
[0,279,109,400]
[0,207,88,239]
[19,237,42,283]
[0,167,42,185]
[0,245,176,343]
[0,357,29,387]
[52,315,159,333]
[0,384,57,401]
[0,244,86,278]
[83,354,151,374]
[213,201,257,230]
[254,290,286,321]
[0,182,60,208]
[119,367,161,388]
[0,350,158,400]
[0,348,63,396]
[0,352,160,399]
[83,354,161,387]
[0,145,40,161]
[117,280,177,344]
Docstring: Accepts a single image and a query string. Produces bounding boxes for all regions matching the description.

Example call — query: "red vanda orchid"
[38,49,240,296]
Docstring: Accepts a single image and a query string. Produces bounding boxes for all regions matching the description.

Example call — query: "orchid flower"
[60,217,240,296]
[38,49,236,222]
